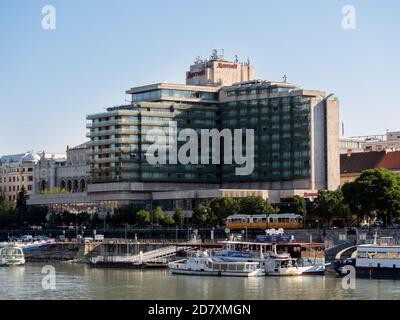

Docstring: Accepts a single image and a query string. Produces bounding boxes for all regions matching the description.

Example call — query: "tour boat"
[168,251,265,277]
[209,236,326,275]
[334,237,400,279]
[0,246,25,267]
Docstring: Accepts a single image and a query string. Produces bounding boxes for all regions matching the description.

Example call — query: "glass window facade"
[88,86,314,185]
[220,95,311,182]
[131,89,218,103]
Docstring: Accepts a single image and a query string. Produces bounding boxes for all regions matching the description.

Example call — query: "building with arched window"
[33,143,89,194]
[0,152,41,204]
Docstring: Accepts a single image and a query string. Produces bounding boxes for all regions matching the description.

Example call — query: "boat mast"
[373,231,378,245]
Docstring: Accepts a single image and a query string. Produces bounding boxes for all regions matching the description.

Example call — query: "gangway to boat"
[89,242,195,268]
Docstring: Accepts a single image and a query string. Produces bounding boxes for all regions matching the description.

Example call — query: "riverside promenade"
[4,227,400,263]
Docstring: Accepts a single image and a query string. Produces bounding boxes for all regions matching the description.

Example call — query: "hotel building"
[79,52,340,213]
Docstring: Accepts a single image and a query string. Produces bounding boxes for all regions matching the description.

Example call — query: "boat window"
[357,252,367,259]
[375,252,387,259]
[387,252,397,259]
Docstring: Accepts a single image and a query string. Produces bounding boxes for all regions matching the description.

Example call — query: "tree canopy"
[192,204,210,226]
[280,196,307,217]
[312,190,352,227]
[238,196,277,215]
[173,208,185,226]
[342,168,400,225]
[209,197,239,225]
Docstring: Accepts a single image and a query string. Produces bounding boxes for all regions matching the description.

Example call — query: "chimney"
[347,149,352,157]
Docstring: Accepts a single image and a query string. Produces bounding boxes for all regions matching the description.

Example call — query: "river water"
[0,263,399,300]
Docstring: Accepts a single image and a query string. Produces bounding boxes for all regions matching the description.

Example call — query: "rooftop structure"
[340,131,400,154]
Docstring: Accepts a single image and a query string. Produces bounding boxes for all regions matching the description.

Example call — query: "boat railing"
[364,237,400,246]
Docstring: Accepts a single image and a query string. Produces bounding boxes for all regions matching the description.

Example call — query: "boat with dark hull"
[334,237,400,279]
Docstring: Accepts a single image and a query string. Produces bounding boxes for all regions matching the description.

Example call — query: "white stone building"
[33,143,89,194]
[0,152,63,204]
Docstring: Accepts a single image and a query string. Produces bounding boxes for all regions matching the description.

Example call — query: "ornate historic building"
[33,143,89,194]
[0,151,65,204]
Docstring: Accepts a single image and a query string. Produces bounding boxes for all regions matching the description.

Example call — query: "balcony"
[86,119,139,129]
[86,128,139,138]
[87,138,138,147]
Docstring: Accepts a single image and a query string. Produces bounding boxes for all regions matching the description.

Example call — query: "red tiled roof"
[377,151,400,170]
[340,151,386,174]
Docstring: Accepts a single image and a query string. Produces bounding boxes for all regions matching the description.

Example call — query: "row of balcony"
[86,119,139,128]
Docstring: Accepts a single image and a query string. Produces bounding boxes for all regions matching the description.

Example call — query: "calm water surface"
[0,263,400,300]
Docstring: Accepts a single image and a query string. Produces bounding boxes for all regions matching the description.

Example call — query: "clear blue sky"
[0,0,399,155]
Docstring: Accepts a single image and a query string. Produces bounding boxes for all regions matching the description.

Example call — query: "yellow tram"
[226,214,304,230]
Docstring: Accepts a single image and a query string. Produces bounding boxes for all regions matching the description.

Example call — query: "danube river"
[0,263,399,300]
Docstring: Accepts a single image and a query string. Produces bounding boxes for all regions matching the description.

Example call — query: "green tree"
[15,186,28,227]
[192,204,210,226]
[313,190,352,227]
[91,213,101,228]
[162,214,175,227]
[0,201,15,229]
[113,204,139,225]
[16,186,28,212]
[209,197,239,225]
[136,210,151,225]
[173,208,185,226]
[238,196,276,215]
[76,212,90,226]
[151,207,164,226]
[342,168,400,226]
[206,211,219,227]
[280,196,307,217]
[26,206,48,226]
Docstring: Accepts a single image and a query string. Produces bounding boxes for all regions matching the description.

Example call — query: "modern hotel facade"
[27,52,340,215]
[79,52,340,213]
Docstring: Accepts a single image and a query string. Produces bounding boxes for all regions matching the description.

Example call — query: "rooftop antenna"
[282,75,287,83]
[210,49,218,60]
[219,49,224,60]
[234,55,239,63]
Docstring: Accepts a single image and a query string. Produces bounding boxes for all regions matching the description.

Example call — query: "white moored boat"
[265,252,302,276]
[0,246,25,267]
[168,251,265,277]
